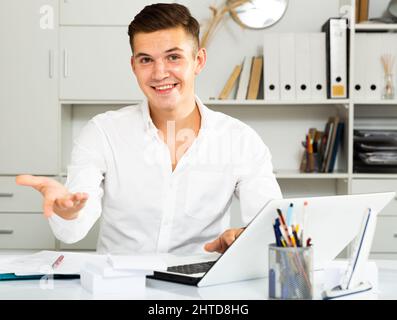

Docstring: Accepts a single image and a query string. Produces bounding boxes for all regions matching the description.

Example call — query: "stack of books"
[218,55,263,100]
[300,117,345,173]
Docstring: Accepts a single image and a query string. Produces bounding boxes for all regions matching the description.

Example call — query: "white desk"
[0,251,397,300]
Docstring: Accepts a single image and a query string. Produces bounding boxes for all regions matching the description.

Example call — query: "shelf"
[352,173,397,179]
[60,99,351,107]
[353,100,397,105]
[204,99,350,106]
[275,170,348,179]
[58,171,349,179]
[60,99,142,105]
[355,23,397,31]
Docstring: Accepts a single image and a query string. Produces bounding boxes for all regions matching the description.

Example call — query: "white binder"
[295,33,311,100]
[323,18,348,99]
[364,34,382,100]
[353,33,367,100]
[263,33,280,101]
[309,33,327,100]
[236,56,253,100]
[279,33,296,101]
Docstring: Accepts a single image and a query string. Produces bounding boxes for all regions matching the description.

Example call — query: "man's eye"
[168,55,180,61]
[140,57,152,64]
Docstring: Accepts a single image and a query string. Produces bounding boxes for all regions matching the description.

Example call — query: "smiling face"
[131,27,206,114]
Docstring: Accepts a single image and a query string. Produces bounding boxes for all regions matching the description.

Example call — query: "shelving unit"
[1,0,397,257]
[355,23,397,31]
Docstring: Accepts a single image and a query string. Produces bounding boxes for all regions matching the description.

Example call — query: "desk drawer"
[0,177,43,212]
[371,216,397,253]
[0,213,55,249]
[351,179,397,216]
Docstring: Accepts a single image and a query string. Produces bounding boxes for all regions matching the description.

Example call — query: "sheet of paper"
[0,250,106,276]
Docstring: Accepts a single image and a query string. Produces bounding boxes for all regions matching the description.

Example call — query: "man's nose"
[152,60,170,81]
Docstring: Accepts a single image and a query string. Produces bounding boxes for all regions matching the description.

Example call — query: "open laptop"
[147,192,395,287]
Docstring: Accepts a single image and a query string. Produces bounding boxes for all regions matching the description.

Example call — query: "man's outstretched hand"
[204,228,245,254]
[15,175,88,219]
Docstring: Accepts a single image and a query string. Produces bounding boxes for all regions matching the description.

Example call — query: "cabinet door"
[0,176,43,212]
[60,27,144,101]
[0,213,55,249]
[0,0,59,174]
[60,0,173,26]
[351,179,397,216]
[371,216,397,253]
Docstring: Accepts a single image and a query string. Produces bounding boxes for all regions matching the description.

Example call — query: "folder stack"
[353,129,397,173]
[354,33,397,100]
[263,32,327,101]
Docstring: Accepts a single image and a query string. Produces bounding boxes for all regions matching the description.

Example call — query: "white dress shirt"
[49,96,282,254]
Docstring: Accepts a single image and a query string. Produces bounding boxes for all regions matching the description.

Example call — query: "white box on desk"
[80,260,151,295]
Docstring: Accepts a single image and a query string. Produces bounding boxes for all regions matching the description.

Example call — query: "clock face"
[231,0,288,29]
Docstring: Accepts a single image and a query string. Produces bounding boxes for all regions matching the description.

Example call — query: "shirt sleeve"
[48,119,106,244]
[234,127,283,226]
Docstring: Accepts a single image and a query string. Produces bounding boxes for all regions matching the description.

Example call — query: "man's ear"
[194,47,207,75]
[130,56,135,74]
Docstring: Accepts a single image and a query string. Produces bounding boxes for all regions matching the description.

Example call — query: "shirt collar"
[140,95,214,133]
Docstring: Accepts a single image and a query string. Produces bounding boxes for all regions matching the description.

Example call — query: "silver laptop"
[147,192,395,287]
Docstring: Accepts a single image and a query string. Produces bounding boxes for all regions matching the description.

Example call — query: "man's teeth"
[156,84,174,90]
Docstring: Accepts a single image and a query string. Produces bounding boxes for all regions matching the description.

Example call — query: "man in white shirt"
[16,3,282,255]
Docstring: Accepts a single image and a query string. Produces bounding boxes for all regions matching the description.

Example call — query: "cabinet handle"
[63,49,68,78]
[0,230,13,235]
[0,193,13,198]
[49,49,54,78]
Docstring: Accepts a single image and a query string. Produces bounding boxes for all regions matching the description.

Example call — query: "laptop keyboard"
[167,261,216,275]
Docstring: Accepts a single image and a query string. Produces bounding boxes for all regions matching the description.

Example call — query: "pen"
[277,209,293,247]
[291,225,301,247]
[300,201,308,244]
[52,254,64,269]
[286,203,294,226]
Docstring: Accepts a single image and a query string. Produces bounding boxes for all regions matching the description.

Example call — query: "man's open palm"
[15,175,88,219]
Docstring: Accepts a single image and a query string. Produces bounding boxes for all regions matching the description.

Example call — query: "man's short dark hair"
[128,3,200,54]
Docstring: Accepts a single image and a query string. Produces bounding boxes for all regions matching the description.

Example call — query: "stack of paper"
[0,250,105,279]
[80,254,167,295]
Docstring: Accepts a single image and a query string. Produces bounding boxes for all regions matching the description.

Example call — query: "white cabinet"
[0,0,59,174]
[0,177,42,212]
[60,0,173,26]
[0,213,55,249]
[371,216,397,253]
[351,179,397,216]
[60,27,144,101]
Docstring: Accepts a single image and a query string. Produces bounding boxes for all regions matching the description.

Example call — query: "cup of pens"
[268,244,313,300]
[268,205,313,300]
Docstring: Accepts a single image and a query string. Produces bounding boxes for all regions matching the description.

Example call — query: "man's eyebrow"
[134,47,184,59]
[164,47,184,53]
[134,52,151,59]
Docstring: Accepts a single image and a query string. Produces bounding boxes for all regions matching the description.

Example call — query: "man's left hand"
[204,228,245,254]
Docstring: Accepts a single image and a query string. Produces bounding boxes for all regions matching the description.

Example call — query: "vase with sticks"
[381,54,395,100]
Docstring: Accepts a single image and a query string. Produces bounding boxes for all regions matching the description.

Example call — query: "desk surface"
[1,251,397,300]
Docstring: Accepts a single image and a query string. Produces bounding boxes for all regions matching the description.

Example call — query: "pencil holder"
[268,244,313,300]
